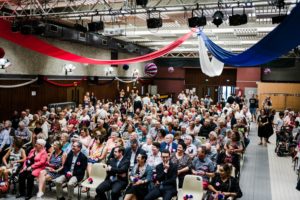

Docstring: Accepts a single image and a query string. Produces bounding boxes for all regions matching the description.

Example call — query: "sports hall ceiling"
[0,0,297,54]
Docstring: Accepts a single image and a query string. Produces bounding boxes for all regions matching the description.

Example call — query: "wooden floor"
[4,123,300,200]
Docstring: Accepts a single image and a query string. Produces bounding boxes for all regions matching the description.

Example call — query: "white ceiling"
[0,0,297,54]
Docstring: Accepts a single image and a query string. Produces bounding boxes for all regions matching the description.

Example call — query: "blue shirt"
[192,156,215,182]
[0,129,10,149]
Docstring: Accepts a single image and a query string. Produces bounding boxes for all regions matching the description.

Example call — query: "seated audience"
[1,138,26,181]
[17,139,48,200]
[191,146,215,188]
[160,134,177,153]
[55,141,87,200]
[95,146,130,200]
[147,142,162,169]
[124,152,153,200]
[144,149,178,200]
[170,142,191,188]
[37,141,65,198]
[125,139,146,169]
[207,163,242,200]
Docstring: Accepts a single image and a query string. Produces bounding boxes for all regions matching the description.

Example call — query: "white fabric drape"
[0,77,38,88]
[115,76,138,83]
[198,36,224,77]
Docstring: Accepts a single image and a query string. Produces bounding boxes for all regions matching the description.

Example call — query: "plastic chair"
[78,163,107,199]
[178,175,204,200]
[196,136,207,145]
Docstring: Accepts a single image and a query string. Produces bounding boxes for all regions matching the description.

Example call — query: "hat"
[36,139,46,147]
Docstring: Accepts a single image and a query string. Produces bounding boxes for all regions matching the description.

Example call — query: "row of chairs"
[77,163,204,200]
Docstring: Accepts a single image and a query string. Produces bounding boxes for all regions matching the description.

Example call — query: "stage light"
[11,20,20,32]
[88,16,104,32]
[272,14,287,24]
[88,21,104,32]
[147,10,163,29]
[212,11,224,27]
[229,8,248,26]
[274,0,285,9]
[136,0,148,7]
[188,8,206,28]
[74,20,87,33]
[147,18,162,29]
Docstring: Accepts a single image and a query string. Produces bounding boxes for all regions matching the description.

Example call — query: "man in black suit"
[55,141,87,200]
[124,138,146,169]
[95,146,130,200]
[144,149,178,200]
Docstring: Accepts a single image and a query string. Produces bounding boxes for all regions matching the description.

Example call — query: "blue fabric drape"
[200,3,300,67]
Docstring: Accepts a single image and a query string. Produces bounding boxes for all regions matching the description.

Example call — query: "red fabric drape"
[44,77,86,87]
[0,19,194,65]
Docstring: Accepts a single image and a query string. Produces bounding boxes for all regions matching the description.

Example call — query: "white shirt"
[147,152,162,168]
[142,97,151,106]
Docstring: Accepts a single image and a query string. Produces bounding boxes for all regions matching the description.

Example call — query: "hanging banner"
[0,19,194,65]
[199,3,300,67]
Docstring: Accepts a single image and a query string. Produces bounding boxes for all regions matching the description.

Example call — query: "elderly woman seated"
[170,141,191,188]
[17,139,48,200]
[36,141,65,198]
[207,163,243,200]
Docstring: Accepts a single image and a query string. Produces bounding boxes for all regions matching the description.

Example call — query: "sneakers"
[37,192,44,198]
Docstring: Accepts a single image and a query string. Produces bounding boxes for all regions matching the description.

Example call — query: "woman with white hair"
[17,139,48,199]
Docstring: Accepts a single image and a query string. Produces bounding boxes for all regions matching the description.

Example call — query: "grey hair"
[74,141,83,149]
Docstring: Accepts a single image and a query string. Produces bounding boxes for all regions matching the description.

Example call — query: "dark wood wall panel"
[185,68,237,102]
[0,80,121,121]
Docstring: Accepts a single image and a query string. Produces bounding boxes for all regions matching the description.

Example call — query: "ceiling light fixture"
[136,0,148,7]
[74,18,87,33]
[63,64,76,75]
[188,4,207,28]
[229,7,248,26]
[11,19,20,32]
[88,15,104,32]
[212,11,224,27]
[146,10,163,30]
[0,58,11,69]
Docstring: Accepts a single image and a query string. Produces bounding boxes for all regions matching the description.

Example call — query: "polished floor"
[3,123,300,200]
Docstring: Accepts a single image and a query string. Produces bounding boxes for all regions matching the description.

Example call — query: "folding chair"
[178,175,204,200]
[78,163,107,199]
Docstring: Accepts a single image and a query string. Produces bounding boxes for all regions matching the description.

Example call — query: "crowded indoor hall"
[0,0,300,200]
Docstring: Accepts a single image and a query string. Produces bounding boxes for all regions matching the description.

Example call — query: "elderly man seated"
[160,134,177,153]
[191,146,215,189]
[55,141,87,200]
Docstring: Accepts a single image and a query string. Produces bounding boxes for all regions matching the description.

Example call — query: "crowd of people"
[1,89,297,200]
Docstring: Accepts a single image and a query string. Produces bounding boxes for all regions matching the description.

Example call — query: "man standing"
[95,146,130,200]
[249,94,258,122]
[144,149,178,200]
[55,141,87,200]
